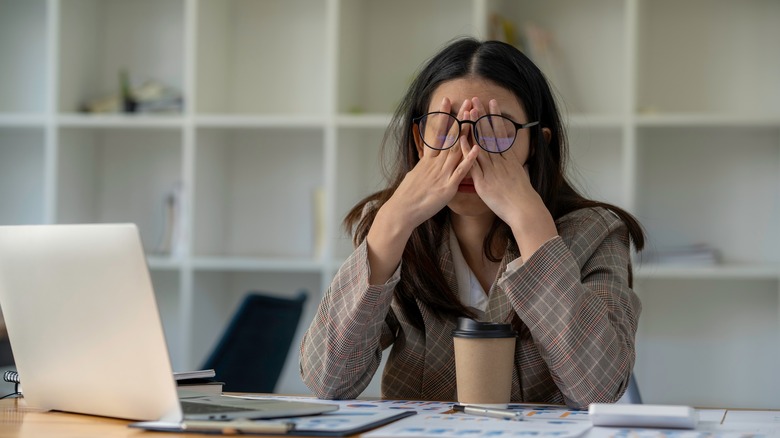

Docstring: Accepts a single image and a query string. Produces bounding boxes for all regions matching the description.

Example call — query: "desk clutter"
[2,367,778,437]
[174,369,224,395]
[131,395,780,438]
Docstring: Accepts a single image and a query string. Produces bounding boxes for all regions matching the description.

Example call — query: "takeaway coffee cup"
[452,317,517,407]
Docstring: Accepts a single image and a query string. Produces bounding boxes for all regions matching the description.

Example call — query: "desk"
[2,397,779,438]
[0,398,236,438]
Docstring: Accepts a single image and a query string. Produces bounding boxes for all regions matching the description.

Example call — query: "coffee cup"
[452,317,517,407]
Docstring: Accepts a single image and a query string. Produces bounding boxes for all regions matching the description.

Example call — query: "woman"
[299,37,644,409]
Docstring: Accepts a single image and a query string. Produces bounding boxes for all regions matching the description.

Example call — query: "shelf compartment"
[635,127,780,265]
[150,270,183,370]
[0,127,47,225]
[195,115,326,129]
[57,113,185,128]
[192,256,323,273]
[636,113,780,128]
[634,278,780,409]
[195,0,328,115]
[637,0,780,115]
[337,0,474,114]
[487,0,628,116]
[147,255,184,271]
[635,263,780,280]
[565,114,625,129]
[58,0,185,114]
[0,114,48,127]
[566,126,627,209]
[335,114,393,129]
[193,127,325,259]
[0,0,48,114]
[56,127,184,253]
[333,126,388,260]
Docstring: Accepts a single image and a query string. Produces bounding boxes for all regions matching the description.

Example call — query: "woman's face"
[420,77,532,220]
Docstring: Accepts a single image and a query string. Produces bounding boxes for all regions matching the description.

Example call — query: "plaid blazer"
[300,207,640,409]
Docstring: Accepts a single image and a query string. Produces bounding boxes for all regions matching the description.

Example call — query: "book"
[174,369,223,394]
[173,369,216,381]
[176,380,224,394]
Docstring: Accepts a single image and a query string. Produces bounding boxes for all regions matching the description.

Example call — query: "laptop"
[0,223,337,422]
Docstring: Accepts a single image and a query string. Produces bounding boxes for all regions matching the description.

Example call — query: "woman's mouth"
[458,179,476,193]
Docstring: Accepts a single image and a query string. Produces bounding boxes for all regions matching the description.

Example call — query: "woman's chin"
[448,193,493,217]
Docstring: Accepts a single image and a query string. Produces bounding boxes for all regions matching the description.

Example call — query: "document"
[722,411,780,425]
[363,413,592,438]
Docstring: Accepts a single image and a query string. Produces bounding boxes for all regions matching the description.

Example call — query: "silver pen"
[453,404,524,421]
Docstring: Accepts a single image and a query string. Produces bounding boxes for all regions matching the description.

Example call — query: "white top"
[449,226,525,319]
[449,227,489,317]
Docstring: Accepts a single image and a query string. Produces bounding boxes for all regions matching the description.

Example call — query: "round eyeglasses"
[413,112,539,153]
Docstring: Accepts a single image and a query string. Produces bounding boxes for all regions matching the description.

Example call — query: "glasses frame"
[413,111,539,153]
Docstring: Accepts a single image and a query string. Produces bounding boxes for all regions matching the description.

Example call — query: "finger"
[472,96,488,117]
[471,106,492,152]
[488,99,511,152]
[441,127,468,171]
[462,136,483,181]
[452,136,479,181]
[475,98,500,153]
[460,107,472,138]
[460,130,472,160]
[459,135,480,168]
[425,97,453,151]
[457,98,472,114]
[439,96,452,112]
[472,107,496,153]
[473,123,495,167]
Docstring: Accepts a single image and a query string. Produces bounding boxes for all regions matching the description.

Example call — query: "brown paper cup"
[452,318,517,407]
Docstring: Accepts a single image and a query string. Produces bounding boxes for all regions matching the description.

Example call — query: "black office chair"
[201,291,307,393]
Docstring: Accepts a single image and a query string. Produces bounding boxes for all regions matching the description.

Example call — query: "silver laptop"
[0,223,336,422]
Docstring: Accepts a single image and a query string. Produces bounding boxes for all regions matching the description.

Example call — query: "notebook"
[0,223,337,422]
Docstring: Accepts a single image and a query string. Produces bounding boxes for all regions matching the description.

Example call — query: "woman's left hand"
[464,97,558,257]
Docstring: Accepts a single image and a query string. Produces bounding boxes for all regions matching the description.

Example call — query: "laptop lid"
[0,223,182,421]
[0,224,336,422]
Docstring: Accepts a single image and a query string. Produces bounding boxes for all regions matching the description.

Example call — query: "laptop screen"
[0,224,182,421]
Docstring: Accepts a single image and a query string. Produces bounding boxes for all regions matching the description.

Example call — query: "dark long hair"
[344,37,645,330]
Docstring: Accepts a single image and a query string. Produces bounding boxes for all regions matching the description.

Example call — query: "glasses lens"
[419,113,459,150]
[475,115,516,152]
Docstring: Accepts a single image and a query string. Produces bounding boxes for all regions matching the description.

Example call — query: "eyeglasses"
[413,112,539,153]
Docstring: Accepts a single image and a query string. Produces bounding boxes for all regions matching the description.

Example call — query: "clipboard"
[130,410,416,436]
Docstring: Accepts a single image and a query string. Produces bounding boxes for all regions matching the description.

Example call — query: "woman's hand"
[365,97,478,284]
[384,97,479,231]
[465,97,557,258]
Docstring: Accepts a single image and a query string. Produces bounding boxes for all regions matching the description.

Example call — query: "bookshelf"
[0,0,777,408]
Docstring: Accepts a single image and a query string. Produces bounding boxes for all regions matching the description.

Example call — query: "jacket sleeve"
[499,208,641,409]
[299,240,400,399]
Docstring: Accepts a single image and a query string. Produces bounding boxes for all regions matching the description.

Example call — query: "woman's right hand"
[364,97,478,284]
[384,97,478,230]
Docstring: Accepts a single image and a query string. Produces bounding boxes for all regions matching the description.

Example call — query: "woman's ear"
[528,128,552,158]
[413,124,425,158]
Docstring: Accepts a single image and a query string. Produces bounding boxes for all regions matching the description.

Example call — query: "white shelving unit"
[0,0,777,408]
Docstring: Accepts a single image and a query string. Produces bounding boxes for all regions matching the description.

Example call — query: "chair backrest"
[201,291,307,393]
[625,372,643,404]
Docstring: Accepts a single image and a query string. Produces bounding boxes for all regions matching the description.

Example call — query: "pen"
[453,404,524,421]
[182,419,295,434]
